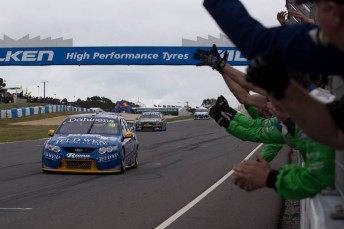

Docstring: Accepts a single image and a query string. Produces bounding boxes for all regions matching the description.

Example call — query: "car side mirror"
[48,129,55,136]
[124,131,133,138]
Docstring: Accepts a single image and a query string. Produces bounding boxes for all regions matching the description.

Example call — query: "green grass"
[165,115,193,122]
[0,111,78,143]
[0,112,193,143]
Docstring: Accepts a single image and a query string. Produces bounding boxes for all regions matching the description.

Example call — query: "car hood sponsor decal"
[96,152,120,162]
[66,153,91,159]
[139,118,161,122]
[49,134,118,146]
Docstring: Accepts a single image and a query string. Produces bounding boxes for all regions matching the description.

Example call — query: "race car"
[194,108,210,120]
[42,113,138,174]
[135,112,167,131]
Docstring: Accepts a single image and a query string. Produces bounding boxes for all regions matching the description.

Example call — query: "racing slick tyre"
[133,153,138,168]
[120,150,126,174]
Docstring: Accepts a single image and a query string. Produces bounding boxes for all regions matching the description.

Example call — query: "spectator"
[194,43,336,199]
[202,0,344,149]
[203,0,344,74]
[195,45,286,161]
[209,94,335,199]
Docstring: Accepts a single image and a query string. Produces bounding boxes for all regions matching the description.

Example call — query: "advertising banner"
[0,46,248,66]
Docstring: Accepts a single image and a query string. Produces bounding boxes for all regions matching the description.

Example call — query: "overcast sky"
[1,0,285,108]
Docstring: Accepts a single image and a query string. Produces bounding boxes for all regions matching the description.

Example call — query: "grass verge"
[0,111,78,143]
[0,113,193,143]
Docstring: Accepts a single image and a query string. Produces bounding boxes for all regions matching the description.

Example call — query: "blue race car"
[42,113,138,174]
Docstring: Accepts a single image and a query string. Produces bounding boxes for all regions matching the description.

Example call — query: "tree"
[0,78,6,89]
[87,96,102,102]
[101,97,112,104]
[201,98,217,108]
[61,98,68,105]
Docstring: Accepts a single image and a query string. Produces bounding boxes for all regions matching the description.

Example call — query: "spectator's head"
[297,0,344,50]
[296,0,342,3]
[256,107,272,118]
[309,73,324,87]
[266,101,290,122]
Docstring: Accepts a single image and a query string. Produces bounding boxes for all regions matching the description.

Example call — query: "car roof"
[141,112,162,115]
[66,113,122,120]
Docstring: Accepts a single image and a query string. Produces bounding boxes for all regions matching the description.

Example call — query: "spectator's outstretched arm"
[260,144,283,162]
[221,70,267,109]
[209,96,286,144]
[288,9,315,24]
[203,0,344,75]
[228,120,285,144]
[221,64,268,97]
[246,48,344,149]
[193,44,268,106]
[274,81,344,149]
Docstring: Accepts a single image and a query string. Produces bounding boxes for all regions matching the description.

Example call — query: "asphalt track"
[0,119,290,229]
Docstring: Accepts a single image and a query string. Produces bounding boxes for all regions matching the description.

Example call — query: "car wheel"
[133,153,138,168]
[120,150,126,174]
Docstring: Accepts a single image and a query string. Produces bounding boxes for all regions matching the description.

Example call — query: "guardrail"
[300,149,344,229]
[0,105,93,119]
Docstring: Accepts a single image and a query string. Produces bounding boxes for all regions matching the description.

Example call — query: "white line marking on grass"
[0,139,47,144]
[0,208,33,210]
[155,143,263,229]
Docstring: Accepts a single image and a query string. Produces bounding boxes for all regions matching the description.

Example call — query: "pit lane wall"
[0,105,92,119]
[298,149,344,229]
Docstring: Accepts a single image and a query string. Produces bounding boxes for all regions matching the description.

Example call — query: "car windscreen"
[196,109,208,112]
[139,113,161,119]
[56,117,120,135]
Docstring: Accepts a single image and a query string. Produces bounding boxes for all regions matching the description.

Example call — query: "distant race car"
[135,112,167,131]
[42,113,138,174]
[194,108,210,120]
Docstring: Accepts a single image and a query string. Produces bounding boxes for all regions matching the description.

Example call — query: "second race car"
[135,112,167,131]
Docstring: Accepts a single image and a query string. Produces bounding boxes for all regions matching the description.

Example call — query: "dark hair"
[296,0,343,4]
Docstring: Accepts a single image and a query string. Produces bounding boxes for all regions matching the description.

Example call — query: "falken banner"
[0,46,248,66]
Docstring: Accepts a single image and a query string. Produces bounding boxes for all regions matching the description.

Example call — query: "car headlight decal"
[45,144,61,153]
[98,145,118,154]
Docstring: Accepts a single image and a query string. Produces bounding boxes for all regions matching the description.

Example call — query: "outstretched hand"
[193,44,228,73]
[232,156,271,190]
[276,11,288,25]
[246,49,290,100]
[232,175,262,192]
[209,95,237,128]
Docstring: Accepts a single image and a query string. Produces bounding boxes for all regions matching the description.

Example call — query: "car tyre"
[133,153,138,168]
[120,150,126,174]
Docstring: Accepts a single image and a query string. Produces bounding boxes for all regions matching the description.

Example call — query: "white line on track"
[0,139,47,145]
[0,208,32,210]
[155,143,263,229]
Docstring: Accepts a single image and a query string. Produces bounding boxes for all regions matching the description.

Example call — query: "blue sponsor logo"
[43,152,60,161]
[66,153,91,159]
